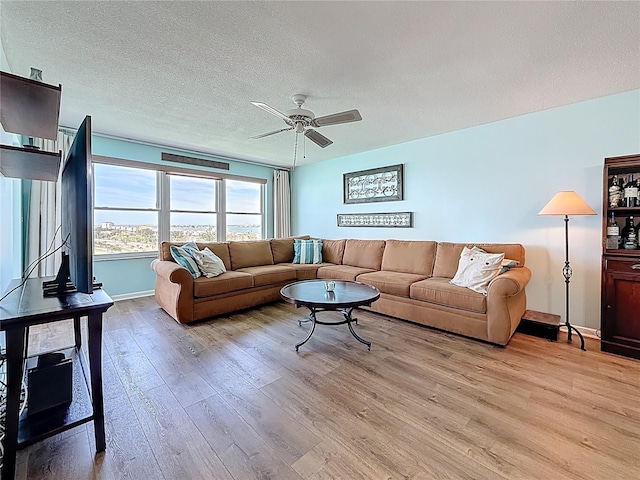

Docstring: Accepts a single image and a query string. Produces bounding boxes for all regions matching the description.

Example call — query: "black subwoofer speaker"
[27,351,73,416]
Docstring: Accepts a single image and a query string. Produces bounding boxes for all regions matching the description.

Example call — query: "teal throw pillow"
[170,243,201,279]
[293,239,323,264]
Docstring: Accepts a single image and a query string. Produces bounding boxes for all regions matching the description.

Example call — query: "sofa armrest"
[486,266,532,345]
[151,259,193,284]
[487,266,531,297]
[151,259,194,323]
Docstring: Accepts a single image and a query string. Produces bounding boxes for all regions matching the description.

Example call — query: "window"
[93,164,159,255]
[169,175,217,243]
[92,159,266,258]
[225,179,263,241]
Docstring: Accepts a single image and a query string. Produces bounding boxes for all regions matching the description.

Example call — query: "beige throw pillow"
[450,246,505,295]
[188,247,227,278]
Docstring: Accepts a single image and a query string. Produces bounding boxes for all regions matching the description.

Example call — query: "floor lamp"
[539,191,596,351]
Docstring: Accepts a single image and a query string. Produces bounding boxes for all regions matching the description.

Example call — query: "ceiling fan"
[250,94,362,148]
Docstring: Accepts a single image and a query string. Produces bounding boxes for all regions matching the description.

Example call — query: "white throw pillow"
[450,246,505,295]
[187,247,227,278]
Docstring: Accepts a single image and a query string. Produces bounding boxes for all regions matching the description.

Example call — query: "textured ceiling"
[1,1,639,168]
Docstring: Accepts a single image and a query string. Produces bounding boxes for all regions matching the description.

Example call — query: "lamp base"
[564,322,586,351]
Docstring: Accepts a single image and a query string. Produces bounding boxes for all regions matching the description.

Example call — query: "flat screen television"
[43,115,99,295]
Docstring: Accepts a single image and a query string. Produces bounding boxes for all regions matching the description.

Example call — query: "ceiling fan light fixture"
[295,121,304,134]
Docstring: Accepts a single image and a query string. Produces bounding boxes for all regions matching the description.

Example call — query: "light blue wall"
[292,90,640,329]
[90,136,277,296]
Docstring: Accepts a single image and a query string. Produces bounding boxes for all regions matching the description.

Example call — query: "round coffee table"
[280,279,380,351]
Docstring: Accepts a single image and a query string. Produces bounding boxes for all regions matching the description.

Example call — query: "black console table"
[0,277,113,479]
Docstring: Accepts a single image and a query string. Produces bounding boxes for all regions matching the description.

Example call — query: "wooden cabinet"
[601,154,640,360]
[0,70,62,181]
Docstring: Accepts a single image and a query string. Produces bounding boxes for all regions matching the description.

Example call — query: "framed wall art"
[343,164,403,204]
[337,212,413,228]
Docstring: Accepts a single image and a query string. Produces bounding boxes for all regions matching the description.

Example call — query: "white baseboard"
[111,290,154,302]
[559,324,600,339]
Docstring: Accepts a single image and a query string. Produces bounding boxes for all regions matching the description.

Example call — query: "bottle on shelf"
[606,212,620,249]
[609,175,623,207]
[622,215,638,249]
[623,174,638,208]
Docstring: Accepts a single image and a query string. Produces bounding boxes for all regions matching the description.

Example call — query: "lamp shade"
[538,191,597,216]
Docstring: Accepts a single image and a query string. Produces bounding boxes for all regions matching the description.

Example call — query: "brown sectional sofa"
[151,237,531,346]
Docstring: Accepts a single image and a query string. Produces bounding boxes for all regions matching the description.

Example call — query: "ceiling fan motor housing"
[287,94,314,132]
[286,107,315,133]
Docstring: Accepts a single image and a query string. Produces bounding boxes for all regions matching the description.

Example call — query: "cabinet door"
[602,270,640,359]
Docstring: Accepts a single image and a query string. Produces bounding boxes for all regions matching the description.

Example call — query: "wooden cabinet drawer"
[606,257,640,273]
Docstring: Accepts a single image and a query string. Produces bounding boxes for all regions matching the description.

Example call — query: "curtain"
[273,169,291,238]
[23,130,74,277]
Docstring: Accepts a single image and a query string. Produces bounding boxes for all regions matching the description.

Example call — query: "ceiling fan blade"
[304,129,333,148]
[250,127,293,139]
[311,109,362,127]
[251,102,293,125]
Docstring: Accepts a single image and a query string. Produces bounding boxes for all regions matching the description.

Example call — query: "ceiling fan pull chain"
[293,132,299,170]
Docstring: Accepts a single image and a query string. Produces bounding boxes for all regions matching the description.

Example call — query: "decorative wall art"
[343,164,403,204]
[337,212,413,228]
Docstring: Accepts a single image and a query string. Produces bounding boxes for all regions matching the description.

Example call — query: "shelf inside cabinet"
[608,207,640,213]
[604,249,640,257]
[0,71,61,140]
[608,169,640,177]
[0,144,61,181]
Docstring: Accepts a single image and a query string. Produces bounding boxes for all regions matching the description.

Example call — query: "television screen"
[44,115,95,295]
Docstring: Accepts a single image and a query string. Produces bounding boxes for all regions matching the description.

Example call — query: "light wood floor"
[14,296,640,480]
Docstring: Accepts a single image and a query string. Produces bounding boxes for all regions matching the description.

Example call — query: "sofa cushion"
[235,265,296,286]
[279,263,333,280]
[193,271,253,297]
[322,239,346,264]
[342,239,386,270]
[381,240,437,276]
[229,240,274,270]
[160,241,179,261]
[410,277,487,314]
[270,235,310,263]
[317,265,376,281]
[357,271,427,297]
[271,238,295,263]
[293,239,323,264]
[433,243,526,279]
